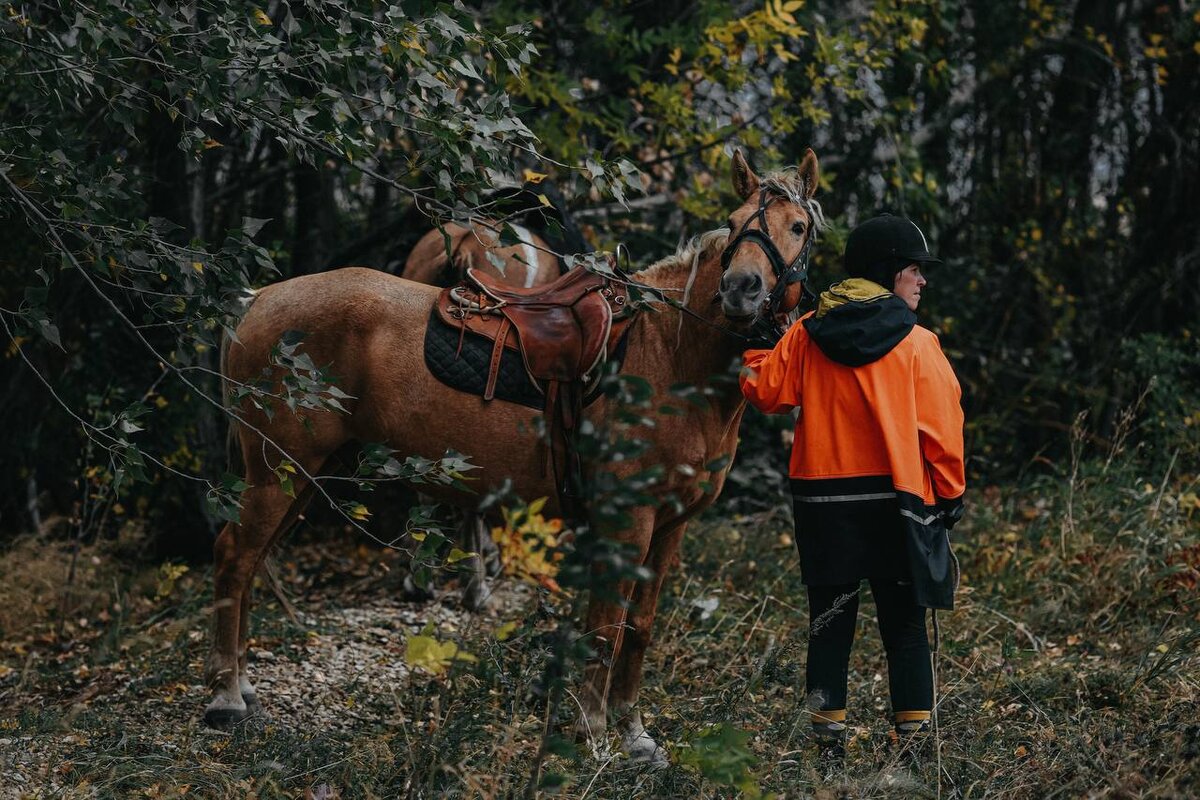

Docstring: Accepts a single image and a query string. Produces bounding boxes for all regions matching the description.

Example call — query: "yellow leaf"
[537,193,552,207]
[405,632,477,676]
[410,531,427,542]
[1194,41,1200,56]
[191,261,204,273]
[253,8,272,26]
[522,168,548,184]
[495,621,518,641]
[347,503,371,521]
[277,462,296,474]
[446,547,475,564]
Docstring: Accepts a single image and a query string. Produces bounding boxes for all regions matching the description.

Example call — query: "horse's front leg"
[609,518,688,766]
[574,508,654,751]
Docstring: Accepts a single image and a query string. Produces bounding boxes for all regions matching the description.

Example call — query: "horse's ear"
[732,149,760,200]
[798,148,819,199]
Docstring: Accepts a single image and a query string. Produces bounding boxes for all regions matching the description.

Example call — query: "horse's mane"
[759,168,827,231]
[634,227,731,288]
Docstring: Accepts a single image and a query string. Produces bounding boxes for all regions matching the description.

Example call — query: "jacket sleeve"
[739,321,807,414]
[915,334,966,503]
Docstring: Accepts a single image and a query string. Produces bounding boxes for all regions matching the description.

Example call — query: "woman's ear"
[732,149,760,200]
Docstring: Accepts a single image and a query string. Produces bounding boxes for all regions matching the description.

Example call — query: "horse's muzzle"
[719,270,766,320]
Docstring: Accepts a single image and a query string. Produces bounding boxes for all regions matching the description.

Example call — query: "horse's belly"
[354,360,566,514]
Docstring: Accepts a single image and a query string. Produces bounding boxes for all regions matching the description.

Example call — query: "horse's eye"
[792,222,807,235]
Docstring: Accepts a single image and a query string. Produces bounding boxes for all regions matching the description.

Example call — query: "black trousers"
[806,579,932,718]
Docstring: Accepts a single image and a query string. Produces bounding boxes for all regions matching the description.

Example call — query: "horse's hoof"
[203,702,251,730]
[241,692,263,716]
[463,578,492,612]
[402,574,434,602]
[621,727,669,768]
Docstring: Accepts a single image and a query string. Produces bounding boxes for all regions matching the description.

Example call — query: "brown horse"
[204,150,824,763]
[400,219,560,288]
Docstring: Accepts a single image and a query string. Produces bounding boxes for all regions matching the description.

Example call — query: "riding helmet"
[843,214,942,287]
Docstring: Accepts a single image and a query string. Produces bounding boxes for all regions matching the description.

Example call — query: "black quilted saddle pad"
[424,308,546,409]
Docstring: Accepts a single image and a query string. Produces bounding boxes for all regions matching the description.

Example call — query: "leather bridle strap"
[719,188,816,319]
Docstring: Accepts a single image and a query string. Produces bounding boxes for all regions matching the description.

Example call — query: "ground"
[0,483,1197,798]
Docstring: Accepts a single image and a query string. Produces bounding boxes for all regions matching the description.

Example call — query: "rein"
[583,192,821,347]
[602,247,763,345]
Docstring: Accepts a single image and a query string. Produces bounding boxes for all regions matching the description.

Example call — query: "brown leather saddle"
[433,265,635,512]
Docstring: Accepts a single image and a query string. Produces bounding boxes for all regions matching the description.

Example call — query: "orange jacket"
[741,315,965,505]
[739,280,965,608]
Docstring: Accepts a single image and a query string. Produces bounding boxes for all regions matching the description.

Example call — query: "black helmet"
[844,214,942,287]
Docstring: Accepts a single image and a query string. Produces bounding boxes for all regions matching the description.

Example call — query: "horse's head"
[717,149,822,322]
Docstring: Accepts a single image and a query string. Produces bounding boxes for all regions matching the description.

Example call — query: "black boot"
[813,721,847,773]
[892,718,931,765]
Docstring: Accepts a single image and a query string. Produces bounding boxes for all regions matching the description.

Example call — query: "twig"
[262,556,299,625]
[978,603,1043,651]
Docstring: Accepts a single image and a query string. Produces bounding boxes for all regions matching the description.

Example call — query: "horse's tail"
[221,289,259,475]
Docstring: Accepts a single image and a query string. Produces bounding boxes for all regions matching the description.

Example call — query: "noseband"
[719,188,816,331]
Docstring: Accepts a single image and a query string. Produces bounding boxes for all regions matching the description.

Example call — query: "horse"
[203,149,824,764]
[400,219,560,288]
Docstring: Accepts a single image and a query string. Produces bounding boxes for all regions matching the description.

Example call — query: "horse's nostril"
[720,270,764,296]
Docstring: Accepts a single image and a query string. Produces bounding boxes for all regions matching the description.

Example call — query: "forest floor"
[0,470,1197,798]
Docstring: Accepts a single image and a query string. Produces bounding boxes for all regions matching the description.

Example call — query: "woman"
[740,213,966,763]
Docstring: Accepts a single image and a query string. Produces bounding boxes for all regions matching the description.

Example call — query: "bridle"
[595,189,820,345]
[719,187,817,338]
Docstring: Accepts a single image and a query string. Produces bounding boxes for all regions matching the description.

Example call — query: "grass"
[0,447,1197,799]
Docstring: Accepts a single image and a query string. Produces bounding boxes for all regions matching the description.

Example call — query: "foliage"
[489,497,564,591]
[404,624,478,677]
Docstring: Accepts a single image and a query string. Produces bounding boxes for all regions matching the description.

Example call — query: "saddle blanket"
[423,308,630,410]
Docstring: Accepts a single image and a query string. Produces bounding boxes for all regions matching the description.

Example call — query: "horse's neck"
[631,255,745,413]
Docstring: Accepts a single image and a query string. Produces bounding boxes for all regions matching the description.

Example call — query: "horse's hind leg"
[462,514,496,611]
[235,482,319,715]
[204,475,317,729]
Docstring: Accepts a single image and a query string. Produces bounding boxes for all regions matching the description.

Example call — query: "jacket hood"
[802,278,916,366]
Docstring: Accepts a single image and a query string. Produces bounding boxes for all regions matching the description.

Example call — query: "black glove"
[936,496,965,531]
[743,317,784,351]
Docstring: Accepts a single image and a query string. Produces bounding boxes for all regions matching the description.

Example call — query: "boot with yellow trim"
[890,710,932,765]
[810,709,848,773]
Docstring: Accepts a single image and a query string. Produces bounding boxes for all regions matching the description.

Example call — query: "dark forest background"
[2,0,1198,552]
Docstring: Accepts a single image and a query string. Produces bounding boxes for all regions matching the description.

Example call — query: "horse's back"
[402,222,559,288]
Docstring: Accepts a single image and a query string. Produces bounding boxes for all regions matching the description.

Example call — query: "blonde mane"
[634,228,731,289]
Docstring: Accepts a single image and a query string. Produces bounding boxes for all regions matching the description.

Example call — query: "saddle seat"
[438,266,630,393]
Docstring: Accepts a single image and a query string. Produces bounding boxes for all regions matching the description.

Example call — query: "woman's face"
[893,263,927,311]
